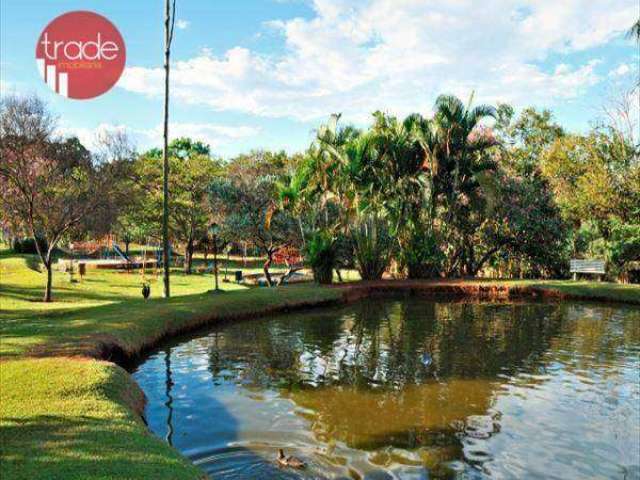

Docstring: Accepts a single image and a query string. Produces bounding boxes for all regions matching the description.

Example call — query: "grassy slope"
[0,252,340,479]
[525,279,640,303]
[439,277,640,304]
[0,358,203,480]
[0,251,287,356]
[1,251,638,479]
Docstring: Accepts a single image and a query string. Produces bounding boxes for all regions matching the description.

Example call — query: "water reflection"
[130,298,640,479]
[164,347,174,446]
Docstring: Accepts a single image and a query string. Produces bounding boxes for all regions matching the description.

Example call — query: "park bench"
[570,259,605,281]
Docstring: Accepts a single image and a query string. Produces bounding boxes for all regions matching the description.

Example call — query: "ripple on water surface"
[130,298,640,479]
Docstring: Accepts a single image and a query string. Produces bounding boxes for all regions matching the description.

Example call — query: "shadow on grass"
[24,255,42,273]
[0,413,203,480]
[0,373,286,480]
[0,283,136,305]
[0,285,341,358]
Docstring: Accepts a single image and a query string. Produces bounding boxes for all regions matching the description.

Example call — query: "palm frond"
[627,18,640,41]
[467,105,497,129]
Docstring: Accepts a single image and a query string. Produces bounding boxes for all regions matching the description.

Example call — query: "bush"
[352,216,393,280]
[12,237,48,254]
[305,230,337,284]
[608,222,640,282]
[400,230,443,279]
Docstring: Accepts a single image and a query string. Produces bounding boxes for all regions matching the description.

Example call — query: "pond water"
[130,297,640,479]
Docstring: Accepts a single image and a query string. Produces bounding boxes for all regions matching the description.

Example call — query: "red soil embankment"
[330,279,636,304]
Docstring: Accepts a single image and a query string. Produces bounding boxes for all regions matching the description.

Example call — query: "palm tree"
[420,94,498,276]
[368,112,428,239]
[628,18,640,41]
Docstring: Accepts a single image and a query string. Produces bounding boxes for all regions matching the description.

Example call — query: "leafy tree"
[283,116,364,278]
[607,221,640,281]
[351,214,393,280]
[305,229,338,284]
[135,138,220,273]
[541,131,637,231]
[210,154,301,286]
[494,106,564,176]
[419,94,498,276]
[488,174,569,277]
[145,136,210,159]
[0,95,123,301]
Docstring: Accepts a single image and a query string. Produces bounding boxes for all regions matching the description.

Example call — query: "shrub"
[400,230,444,279]
[305,230,337,284]
[12,237,48,254]
[352,216,393,280]
[608,222,640,282]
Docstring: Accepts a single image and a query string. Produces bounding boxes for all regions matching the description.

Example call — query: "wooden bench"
[570,259,605,281]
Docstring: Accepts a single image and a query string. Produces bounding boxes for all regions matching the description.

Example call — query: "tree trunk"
[32,233,54,302]
[276,266,302,286]
[263,253,273,287]
[183,240,194,274]
[298,218,306,249]
[125,240,130,258]
[44,261,53,302]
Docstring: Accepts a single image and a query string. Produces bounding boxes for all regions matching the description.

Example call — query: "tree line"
[1,88,638,301]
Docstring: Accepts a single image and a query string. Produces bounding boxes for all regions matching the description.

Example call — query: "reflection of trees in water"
[197,299,636,473]
[163,347,174,447]
[203,300,574,390]
[547,303,640,372]
[431,302,566,379]
[141,299,639,480]
[283,301,567,454]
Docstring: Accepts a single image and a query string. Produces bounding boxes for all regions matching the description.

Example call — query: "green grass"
[0,358,204,480]
[0,284,343,358]
[523,279,640,304]
[0,250,638,479]
[0,250,278,310]
[0,251,341,479]
[0,251,291,356]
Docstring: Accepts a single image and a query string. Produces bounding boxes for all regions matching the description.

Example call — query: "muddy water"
[130,298,640,479]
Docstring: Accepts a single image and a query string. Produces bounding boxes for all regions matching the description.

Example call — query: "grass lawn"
[522,279,640,304]
[0,251,342,479]
[0,250,290,356]
[0,358,203,480]
[0,250,638,479]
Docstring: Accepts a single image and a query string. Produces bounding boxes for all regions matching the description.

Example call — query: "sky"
[1,0,638,157]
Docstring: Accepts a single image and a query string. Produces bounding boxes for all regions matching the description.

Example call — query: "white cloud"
[608,63,633,77]
[118,0,635,123]
[56,122,259,152]
[175,19,190,30]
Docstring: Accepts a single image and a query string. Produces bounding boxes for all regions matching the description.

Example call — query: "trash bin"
[234,270,243,283]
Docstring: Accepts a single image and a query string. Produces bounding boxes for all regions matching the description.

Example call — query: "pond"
[130,297,640,479]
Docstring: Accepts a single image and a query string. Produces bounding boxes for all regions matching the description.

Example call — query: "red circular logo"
[35,11,126,100]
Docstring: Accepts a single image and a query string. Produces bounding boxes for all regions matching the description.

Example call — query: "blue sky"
[1,0,638,157]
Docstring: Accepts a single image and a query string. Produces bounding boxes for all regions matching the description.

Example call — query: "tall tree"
[134,139,219,274]
[0,95,123,301]
[628,18,640,41]
[418,94,498,275]
[210,153,301,286]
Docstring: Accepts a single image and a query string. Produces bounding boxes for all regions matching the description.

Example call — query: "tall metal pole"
[162,0,175,298]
